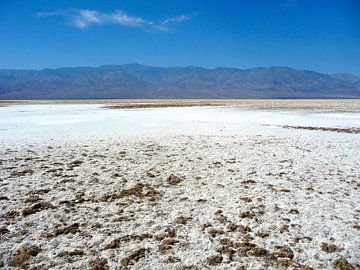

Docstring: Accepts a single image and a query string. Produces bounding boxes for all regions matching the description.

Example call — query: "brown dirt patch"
[321,243,338,253]
[9,246,42,268]
[159,239,179,253]
[22,202,54,216]
[54,223,80,236]
[247,247,269,257]
[240,211,256,219]
[271,246,294,259]
[166,227,176,238]
[332,257,355,270]
[280,125,360,134]
[58,250,85,257]
[176,216,192,225]
[89,257,109,270]
[101,183,162,202]
[120,248,148,267]
[207,254,223,266]
[10,168,34,178]
[0,227,10,235]
[207,228,225,238]
[105,233,153,249]
[167,174,184,185]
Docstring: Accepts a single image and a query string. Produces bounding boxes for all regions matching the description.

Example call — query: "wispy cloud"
[36,9,195,31]
[36,11,66,17]
[161,14,193,25]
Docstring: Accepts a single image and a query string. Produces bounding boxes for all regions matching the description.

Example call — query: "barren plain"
[0,100,359,269]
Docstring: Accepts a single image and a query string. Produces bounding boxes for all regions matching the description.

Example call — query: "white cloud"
[73,10,103,29]
[161,14,193,25]
[36,9,195,31]
[110,10,146,27]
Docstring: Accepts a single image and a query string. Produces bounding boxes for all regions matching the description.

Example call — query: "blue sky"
[0,0,359,74]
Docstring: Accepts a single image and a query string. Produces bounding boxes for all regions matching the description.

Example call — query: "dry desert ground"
[0,100,359,269]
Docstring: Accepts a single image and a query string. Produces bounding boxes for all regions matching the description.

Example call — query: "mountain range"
[1,64,360,99]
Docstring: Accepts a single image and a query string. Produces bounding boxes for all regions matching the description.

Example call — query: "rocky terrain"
[1,133,359,269]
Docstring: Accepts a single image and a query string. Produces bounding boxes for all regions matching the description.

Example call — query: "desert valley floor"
[0,100,359,269]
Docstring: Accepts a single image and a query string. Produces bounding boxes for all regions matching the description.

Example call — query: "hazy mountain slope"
[0,64,359,99]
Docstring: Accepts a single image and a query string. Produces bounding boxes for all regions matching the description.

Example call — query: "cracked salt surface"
[0,104,359,269]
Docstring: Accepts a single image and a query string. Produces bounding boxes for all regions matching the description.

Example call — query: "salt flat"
[1,103,360,145]
[0,102,359,269]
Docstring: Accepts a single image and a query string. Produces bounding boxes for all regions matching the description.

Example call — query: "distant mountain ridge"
[1,64,360,99]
